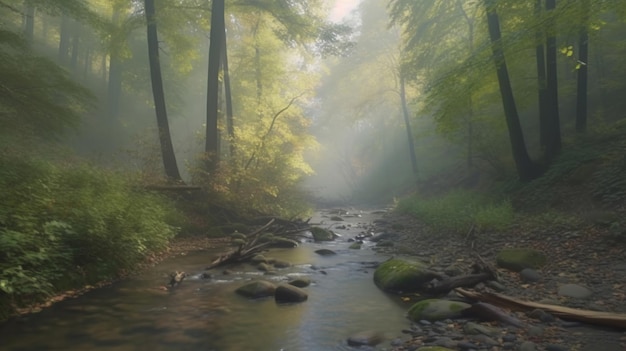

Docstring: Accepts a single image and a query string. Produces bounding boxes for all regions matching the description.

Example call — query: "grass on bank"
[396,189,514,233]
[0,154,179,321]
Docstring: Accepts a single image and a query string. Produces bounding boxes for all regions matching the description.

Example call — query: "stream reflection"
[0,212,410,351]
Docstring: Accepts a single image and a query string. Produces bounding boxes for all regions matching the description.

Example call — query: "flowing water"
[0,210,411,351]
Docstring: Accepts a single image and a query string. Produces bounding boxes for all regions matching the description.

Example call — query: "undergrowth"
[0,154,179,321]
[396,189,513,233]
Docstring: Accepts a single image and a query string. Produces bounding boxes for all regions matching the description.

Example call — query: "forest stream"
[0,209,411,351]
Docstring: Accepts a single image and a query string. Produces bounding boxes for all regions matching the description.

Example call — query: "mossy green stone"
[416,347,455,351]
[310,227,334,241]
[496,248,547,272]
[349,242,362,249]
[373,258,438,292]
[407,299,471,322]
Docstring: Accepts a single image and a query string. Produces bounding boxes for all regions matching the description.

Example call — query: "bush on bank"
[0,155,178,321]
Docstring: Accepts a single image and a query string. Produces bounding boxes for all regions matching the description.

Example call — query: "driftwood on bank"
[423,252,499,296]
[425,273,494,295]
[456,288,626,329]
[205,219,276,270]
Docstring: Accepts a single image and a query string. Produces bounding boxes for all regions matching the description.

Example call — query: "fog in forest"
[4,0,626,208]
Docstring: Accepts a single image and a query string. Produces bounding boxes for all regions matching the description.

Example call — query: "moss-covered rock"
[496,248,547,272]
[349,242,362,249]
[235,280,276,298]
[373,258,439,293]
[310,227,335,241]
[416,347,455,351]
[407,299,471,322]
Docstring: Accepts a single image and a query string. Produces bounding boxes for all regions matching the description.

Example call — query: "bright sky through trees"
[329,0,362,22]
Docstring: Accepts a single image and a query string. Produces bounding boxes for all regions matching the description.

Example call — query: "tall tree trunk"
[484,0,537,181]
[399,75,418,178]
[576,0,589,133]
[544,0,561,161]
[107,9,122,119]
[70,20,80,70]
[58,13,70,63]
[535,0,549,147]
[457,0,475,169]
[23,2,35,41]
[205,0,225,169]
[222,29,235,157]
[82,48,91,82]
[144,0,181,181]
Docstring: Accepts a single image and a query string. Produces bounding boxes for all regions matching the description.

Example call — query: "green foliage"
[0,154,178,319]
[396,189,513,233]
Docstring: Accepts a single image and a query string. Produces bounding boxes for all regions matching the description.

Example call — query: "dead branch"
[455,288,626,329]
[425,273,493,295]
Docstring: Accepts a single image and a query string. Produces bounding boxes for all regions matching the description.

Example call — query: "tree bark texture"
[535,0,549,148]
[484,0,537,181]
[399,75,418,178]
[576,0,589,133]
[144,0,182,181]
[544,0,561,160]
[205,0,225,169]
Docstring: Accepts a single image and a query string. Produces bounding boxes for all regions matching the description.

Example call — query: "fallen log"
[463,302,525,328]
[425,273,493,295]
[455,288,626,329]
[205,219,276,270]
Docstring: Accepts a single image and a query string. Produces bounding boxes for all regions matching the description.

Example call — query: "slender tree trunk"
[457,0,475,169]
[70,20,80,70]
[107,10,122,119]
[484,0,537,181]
[399,75,418,178]
[58,13,70,63]
[23,2,35,41]
[535,0,549,147]
[576,0,589,133]
[82,48,91,82]
[108,53,122,118]
[544,0,561,161]
[222,29,235,157]
[144,0,181,181]
[205,0,225,169]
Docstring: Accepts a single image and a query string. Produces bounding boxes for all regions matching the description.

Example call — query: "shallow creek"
[0,210,411,351]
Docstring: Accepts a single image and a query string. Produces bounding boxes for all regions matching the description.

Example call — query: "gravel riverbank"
[370,211,626,351]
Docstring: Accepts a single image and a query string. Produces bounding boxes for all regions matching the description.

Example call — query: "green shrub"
[396,189,513,233]
[0,155,178,319]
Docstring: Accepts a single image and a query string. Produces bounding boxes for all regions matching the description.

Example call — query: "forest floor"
[375,191,626,350]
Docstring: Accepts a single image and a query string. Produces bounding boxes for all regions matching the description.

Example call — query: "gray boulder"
[235,280,276,298]
[275,284,308,303]
[288,277,311,288]
[346,330,384,347]
[315,249,336,256]
[558,284,592,298]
